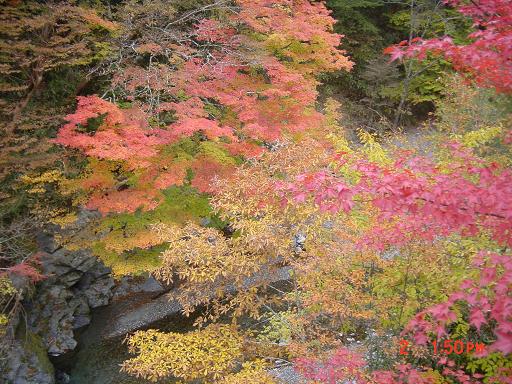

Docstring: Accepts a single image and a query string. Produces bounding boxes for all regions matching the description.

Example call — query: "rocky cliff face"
[2,230,115,384]
[27,246,114,356]
[3,326,56,384]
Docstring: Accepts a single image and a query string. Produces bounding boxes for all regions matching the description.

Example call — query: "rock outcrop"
[102,266,292,339]
[27,246,115,356]
[3,225,115,384]
[3,329,56,384]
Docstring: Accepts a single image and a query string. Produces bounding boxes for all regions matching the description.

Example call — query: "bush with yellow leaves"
[121,324,278,383]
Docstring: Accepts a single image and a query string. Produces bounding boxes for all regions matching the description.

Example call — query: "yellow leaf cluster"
[0,276,18,337]
[147,137,343,326]
[18,170,83,225]
[153,222,282,321]
[218,360,278,384]
[357,129,391,165]
[20,170,64,192]
[455,125,503,149]
[121,325,243,382]
[103,230,162,255]
[0,276,17,299]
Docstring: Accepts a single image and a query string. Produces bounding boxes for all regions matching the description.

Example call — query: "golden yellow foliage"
[121,325,243,382]
[455,125,503,148]
[0,276,18,338]
[357,129,391,165]
[19,170,83,225]
[218,360,278,384]
[153,221,285,322]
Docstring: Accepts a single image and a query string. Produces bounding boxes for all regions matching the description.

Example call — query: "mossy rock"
[1,323,55,384]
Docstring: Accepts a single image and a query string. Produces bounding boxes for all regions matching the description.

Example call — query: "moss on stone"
[16,323,54,377]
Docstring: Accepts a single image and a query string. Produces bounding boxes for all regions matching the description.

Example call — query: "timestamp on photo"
[399,339,485,355]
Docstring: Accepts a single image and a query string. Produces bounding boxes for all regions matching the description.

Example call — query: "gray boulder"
[2,330,55,384]
[112,275,164,300]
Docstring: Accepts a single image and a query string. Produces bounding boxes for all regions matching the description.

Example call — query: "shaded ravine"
[54,267,293,384]
[54,290,197,384]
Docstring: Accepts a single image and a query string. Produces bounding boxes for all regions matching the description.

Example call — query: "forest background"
[0,0,511,383]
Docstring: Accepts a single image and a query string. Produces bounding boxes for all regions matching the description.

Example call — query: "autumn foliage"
[385,0,512,93]
[281,140,512,383]
[2,0,511,383]
[54,0,352,215]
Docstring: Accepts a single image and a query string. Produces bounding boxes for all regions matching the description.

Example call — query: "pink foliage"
[195,19,237,44]
[236,0,352,72]
[296,349,445,384]
[223,142,264,158]
[170,117,236,141]
[279,145,512,249]
[176,58,323,142]
[296,348,369,384]
[385,0,512,93]
[158,97,208,120]
[404,251,512,356]
[153,165,187,190]
[54,1,353,214]
[283,143,512,383]
[86,189,161,214]
[3,253,45,283]
[190,158,235,194]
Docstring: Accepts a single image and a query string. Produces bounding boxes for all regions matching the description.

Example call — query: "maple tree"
[385,0,512,93]
[280,143,512,248]
[276,107,512,383]
[273,2,512,378]
[116,82,511,382]
[54,0,352,216]
[47,0,353,280]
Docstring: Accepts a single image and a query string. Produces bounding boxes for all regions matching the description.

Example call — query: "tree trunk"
[5,70,43,134]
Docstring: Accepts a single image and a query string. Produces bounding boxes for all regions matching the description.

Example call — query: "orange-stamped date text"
[399,339,485,355]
